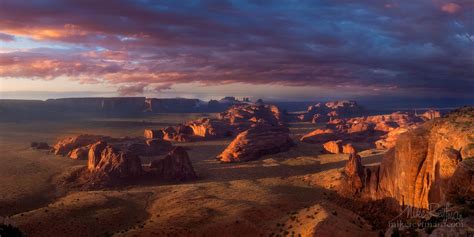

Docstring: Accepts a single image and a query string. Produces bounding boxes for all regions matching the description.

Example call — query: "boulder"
[300,129,338,144]
[217,124,294,162]
[150,147,197,181]
[323,140,343,154]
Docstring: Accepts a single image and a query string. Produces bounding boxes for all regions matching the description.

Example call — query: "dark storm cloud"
[0,0,472,97]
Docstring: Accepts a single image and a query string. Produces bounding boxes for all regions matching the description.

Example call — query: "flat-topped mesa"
[150,147,197,181]
[341,107,474,210]
[297,100,364,122]
[217,123,295,163]
[218,103,285,126]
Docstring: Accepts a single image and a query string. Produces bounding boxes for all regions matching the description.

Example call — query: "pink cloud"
[441,3,461,13]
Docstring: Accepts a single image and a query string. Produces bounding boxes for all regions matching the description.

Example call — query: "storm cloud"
[0,0,472,98]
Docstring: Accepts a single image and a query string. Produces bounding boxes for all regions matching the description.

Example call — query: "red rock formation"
[218,104,283,125]
[217,124,295,163]
[187,118,234,138]
[68,146,90,160]
[342,143,357,154]
[323,140,343,154]
[344,153,364,194]
[150,147,197,181]
[420,109,441,120]
[300,129,337,143]
[88,141,108,170]
[52,134,108,156]
[89,145,143,179]
[144,129,164,139]
[341,107,474,209]
[374,127,410,149]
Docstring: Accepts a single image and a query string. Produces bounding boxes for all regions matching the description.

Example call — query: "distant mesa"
[294,100,365,123]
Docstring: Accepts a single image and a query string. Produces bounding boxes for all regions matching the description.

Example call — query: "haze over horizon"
[0,0,473,104]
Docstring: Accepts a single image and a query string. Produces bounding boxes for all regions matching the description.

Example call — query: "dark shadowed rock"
[68,146,90,160]
[150,147,197,181]
[31,141,50,150]
[144,129,164,139]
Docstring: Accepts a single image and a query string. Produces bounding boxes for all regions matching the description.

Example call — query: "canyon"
[0,99,472,237]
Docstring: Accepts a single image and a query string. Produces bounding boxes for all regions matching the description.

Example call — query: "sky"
[0,0,473,102]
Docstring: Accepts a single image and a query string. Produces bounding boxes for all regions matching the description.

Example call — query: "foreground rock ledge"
[341,107,474,210]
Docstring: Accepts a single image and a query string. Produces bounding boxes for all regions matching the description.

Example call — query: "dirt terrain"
[0,114,384,236]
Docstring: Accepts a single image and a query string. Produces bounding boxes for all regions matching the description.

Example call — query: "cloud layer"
[0,0,473,98]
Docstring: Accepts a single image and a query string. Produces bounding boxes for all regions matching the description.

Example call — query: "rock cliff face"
[88,145,143,179]
[342,107,474,210]
[301,111,433,150]
[150,147,197,181]
[217,124,295,163]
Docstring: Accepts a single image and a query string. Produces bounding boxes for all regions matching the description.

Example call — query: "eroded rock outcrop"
[150,147,197,181]
[88,145,143,178]
[143,103,287,142]
[323,140,343,154]
[217,124,295,163]
[296,100,364,123]
[301,111,431,150]
[52,134,108,156]
[341,107,474,209]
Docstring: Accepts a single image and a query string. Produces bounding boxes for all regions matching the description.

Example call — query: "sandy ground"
[0,114,384,236]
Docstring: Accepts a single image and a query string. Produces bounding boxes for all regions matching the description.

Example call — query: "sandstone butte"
[217,123,295,163]
[150,146,197,181]
[341,107,474,210]
[300,110,438,150]
[143,103,286,142]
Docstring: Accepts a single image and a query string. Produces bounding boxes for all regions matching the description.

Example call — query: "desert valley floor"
[0,114,387,236]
